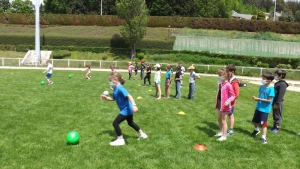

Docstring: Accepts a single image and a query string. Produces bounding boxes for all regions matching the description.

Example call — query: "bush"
[277,64,292,69]
[51,50,71,59]
[136,52,145,60]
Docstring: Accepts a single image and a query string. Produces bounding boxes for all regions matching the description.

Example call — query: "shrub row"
[0,34,174,50]
[1,44,299,69]
[2,13,300,34]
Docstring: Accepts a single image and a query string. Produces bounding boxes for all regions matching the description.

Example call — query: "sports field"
[0,69,299,168]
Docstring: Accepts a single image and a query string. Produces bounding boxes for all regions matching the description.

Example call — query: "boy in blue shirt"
[251,72,275,144]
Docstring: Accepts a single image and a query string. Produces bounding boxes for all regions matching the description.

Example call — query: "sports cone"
[178,111,185,115]
[194,144,207,151]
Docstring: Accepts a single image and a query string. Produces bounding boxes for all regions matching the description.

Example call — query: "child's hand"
[132,105,138,113]
[100,94,107,100]
[273,104,278,109]
[224,101,229,106]
[252,96,260,101]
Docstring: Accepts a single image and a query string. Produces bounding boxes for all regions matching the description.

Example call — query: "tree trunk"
[131,43,136,61]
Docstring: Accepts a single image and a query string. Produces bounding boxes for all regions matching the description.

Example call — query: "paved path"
[1,66,300,92]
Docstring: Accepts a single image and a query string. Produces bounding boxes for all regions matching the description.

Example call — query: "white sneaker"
[138,132,148,140]
[214,132,222,137]
[217,136,226,141]
[109,138,125,146]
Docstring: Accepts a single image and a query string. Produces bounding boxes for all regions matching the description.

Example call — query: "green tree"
[294,10,300,22]
[44,0,68,14]
[7,0,34,13]
[116,0,148,60]
[0,0,10,12]
[257,10,266,20]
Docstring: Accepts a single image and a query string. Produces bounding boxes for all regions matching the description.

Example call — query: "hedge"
[2,13,300,34]
[0,34,174,50]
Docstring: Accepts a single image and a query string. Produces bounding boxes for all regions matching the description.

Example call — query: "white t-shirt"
[47,63,53,74]
[86,68,91,73]
[154,70,161,83]
[189,71,197,83]
[181,66,185,76]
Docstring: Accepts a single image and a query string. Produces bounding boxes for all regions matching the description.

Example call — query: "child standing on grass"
[271,69,288,133]
[226,64,240,136]
[164,64,173,99]
[143,63,152,86]
[187,65,200,100]
[128,62,135,80]
[180,63,185,86]
[140,60,146,80]
[100,72,148,146]
[82,64,91,79]
[174,66,182,100]
[251,72,274,144]
[134,62,138,80]
[214,68,235,141]
[154,64,162,99]
[110,64,116,72]
[42,60,53,85]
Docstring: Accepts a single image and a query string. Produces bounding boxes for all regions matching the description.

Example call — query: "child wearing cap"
[187,65,200,100]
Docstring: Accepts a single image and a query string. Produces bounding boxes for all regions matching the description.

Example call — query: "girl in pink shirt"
[215,68,236,141]
[128,62,135,80]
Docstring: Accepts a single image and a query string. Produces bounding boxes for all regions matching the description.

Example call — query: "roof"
[232,10,253,20]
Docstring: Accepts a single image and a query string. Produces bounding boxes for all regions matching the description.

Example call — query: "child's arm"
[175,75,182,81]
[127,94,138,112]
[100,95,115,101]
[252,96,273,103]
[42,68,48,73]
[225,85,236,106]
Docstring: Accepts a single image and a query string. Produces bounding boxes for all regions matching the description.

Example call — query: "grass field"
[0,69,300,168]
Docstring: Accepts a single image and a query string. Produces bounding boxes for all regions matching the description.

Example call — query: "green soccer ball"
[68,75,72,78]
[66,131,80,145]
[40,81,45,85]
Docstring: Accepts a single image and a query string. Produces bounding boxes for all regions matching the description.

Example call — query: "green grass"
[0,69,300,168]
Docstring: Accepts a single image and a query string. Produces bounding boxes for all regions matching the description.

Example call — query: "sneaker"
[109,138,125,146]
[156,97,161,100]
[258,138,267,144]
[251,130,260,137]
[217,136,226,141]
[138,132,148,140]
[269,126,276,131]
[226,130,234,136]
[271,129,279,133]
[214,132,222,137]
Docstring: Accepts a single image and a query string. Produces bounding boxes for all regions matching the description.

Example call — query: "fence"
[1,58,300,80]
[173,36,300,58]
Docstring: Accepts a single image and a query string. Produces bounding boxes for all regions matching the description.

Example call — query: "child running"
[251,72,275,144]
[42,60,54,85]
[100,72,148,146]
[214,68,236,141]
[174,66,182,100]
[82,64,91,79]
[128,62,135,80]
[154,64,162,99]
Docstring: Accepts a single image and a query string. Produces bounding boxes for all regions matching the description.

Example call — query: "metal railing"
[1,58,300,80]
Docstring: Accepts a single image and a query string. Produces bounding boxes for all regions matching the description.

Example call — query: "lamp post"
[101,0,102,15]
[35,0,40,66]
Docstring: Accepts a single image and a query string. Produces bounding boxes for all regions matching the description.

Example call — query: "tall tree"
[7,0,34,13]
[0,0,10,12]
[44,0,68,14]
[116,0,148,60]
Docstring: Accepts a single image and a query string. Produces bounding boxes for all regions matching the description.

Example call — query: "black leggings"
[144,74,151,85]
[113,114,140,136]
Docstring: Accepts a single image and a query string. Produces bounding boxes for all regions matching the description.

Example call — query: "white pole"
[274,0,276,21]
[101,0,102,15]
[35,0,40,66]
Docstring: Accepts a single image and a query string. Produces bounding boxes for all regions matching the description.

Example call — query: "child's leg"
[221,112,229,137]
[125,115,141,131]
[218,111,222,133]
[273,101,283,130]
[188,83,191,99]
[148,76,151,85]
[190,83,195,99]
[157,84,161,99]
[155,83,158,96]
[112,114,127,138]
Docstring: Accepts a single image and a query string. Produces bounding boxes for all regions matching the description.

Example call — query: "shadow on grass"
[195,121,219,137]
[100,130,138,142]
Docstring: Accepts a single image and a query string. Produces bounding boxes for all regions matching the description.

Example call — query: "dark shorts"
[46,73,52,78]
[229,107,235,115]
[165,78,170,83]
[252,109,269,126]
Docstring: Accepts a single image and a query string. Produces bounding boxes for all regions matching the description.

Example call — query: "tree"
[116,0,148,60]
[7,0,35,13]
[257,11,266,20]
[44,0,68,14]
[0,0,10,12]
[295,10,300,22]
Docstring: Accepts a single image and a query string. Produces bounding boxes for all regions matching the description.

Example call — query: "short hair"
[274,69,286,79]
[226,64,236,73]
[262,72,274,81]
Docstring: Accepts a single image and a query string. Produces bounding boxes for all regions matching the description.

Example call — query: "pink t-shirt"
[128,65,135,72]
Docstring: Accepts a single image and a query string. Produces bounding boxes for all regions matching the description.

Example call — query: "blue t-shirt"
[256,85,275,113]
[112,85,133,116]
[166,70,172,79]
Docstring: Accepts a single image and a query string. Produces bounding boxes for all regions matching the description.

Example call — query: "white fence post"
[19,58,21,66]
[242,67,244,74]
[207,65,210,71]
[100,60,102,68]
[2,58,4,66]
[68,59,70,67]
[260,68,263,76]
[84,60,86,67]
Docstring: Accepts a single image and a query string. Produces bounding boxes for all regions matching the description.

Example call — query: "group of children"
[43,60,290,146]
[214,65,289,144]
